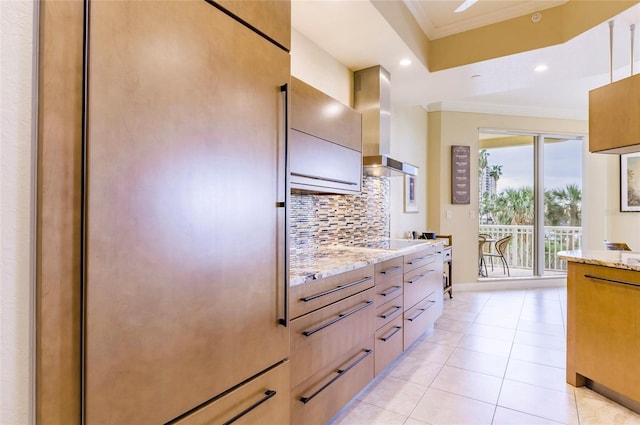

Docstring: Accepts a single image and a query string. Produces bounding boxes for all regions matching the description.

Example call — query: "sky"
[484,138,582,193]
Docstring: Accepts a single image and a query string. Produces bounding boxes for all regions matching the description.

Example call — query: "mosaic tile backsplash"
[289,176,390,257]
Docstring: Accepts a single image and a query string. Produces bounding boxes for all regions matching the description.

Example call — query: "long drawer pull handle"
[300,276,373,302]
[584,274,640,288]
[407,301,435,321]
[381,265,401,275]
[408,270,434,284]
[299,349,373,404]
[380,285,401,297]
[302,301,373,337]
[408,254,436,265]
[223,390,277,425]
[291,172,358,186]
[380,305,402,319]
[380,326,402,342]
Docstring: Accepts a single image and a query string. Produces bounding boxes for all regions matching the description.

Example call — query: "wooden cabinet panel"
[375,294,403,331]
[374,257,404,285]
[290,265,374,320]
[291,344,374,425]
[404,262,441,311]
[290,289,375,389]
[404,291,442,350]
[569,263,640,401]
[290,77,362,194]
[84,2,289,423]
[589,74,640,154]
[290,129,362,194]
[174,361,290,425]
[291,77,361,151]
[375,316,403,376]
[374,279,403,313]
[404,246,439,274]
[214,0,290,50]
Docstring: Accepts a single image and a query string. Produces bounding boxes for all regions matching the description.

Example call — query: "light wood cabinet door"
[569,263,640,401]
[215,0,290,50]
[85,1,289,423]
[375,316,403,375]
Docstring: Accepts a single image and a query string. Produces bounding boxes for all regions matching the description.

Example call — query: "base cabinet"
[567,262,640,403]
[174,361,290,425]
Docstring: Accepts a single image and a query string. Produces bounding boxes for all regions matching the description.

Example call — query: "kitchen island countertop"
[559,250,640,272]
[290,240,443,286]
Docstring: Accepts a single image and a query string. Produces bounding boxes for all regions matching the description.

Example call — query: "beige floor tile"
[423,328,465,347]
[473,313,519,329]
[386,355,444,386]
[405,340,457,364]
[513,329,566,351]
[498,379,578,424]
[410,388,495,425]
[492,406,564,424]
[441,309,478,323]
[434,317,473,333]
[517,319,565,337]
[446,347,509,378]
[504,358,571,393]
[403,418,430,425]
[457,334,513,357]
[509,343,565,369]
[430,365,503,404]
[331,400,408,425]
[358,375,428,416]
[574,387,640,425]
[465,323,516,342]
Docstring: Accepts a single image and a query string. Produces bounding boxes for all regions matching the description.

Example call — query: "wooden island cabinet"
[564,253,640,412]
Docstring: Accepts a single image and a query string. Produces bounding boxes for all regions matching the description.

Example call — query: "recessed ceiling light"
[400,58,412,67]
[535,64,548,72]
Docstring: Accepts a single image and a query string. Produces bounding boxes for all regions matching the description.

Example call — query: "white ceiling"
[291,0,640,120]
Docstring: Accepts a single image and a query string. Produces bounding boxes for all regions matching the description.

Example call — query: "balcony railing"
[479,224,582,273]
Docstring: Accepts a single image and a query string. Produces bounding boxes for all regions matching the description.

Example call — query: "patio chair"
[483,234,513,276]
[603,240,632,251]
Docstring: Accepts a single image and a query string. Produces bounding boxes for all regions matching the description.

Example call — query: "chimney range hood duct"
[354,65,418,177]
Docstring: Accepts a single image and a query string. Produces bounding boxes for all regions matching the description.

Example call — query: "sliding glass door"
[478,130,582,279]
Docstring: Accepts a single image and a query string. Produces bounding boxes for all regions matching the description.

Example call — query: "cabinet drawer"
[375,294,403,331]
[290,289,375,389]
[374,257,403,285]
[290,265,374,320]
[291,344,374,425]
[404,263,440,311]
[374,278,403,310]
[375,316,403,376]
[174,361,289,425]
[404,247,439,274]
[404,292,442,350]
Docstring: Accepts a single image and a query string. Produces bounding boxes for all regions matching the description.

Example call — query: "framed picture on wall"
[621,152,640,212]
[404,175,418,213]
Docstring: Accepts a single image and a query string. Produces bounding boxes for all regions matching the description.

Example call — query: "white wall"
[1,1,36,424]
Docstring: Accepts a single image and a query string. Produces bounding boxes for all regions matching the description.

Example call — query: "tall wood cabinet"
[37,1,291,423]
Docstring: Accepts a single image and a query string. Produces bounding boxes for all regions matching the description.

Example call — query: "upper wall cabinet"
[589,73,640,154]
[214,0,290,50]
[290,77,362,194]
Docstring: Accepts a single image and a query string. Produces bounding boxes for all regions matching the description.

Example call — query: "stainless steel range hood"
[354,65,418,177]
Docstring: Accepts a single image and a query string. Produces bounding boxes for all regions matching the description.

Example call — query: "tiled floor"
[330,288,640,425]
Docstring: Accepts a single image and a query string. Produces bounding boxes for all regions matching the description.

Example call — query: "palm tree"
[495,187,534,225]
[488,165,502,195]
[478,149,489,177]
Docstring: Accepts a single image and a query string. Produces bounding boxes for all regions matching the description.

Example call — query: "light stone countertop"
[290,240,443,286]
[558,250,640,272]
